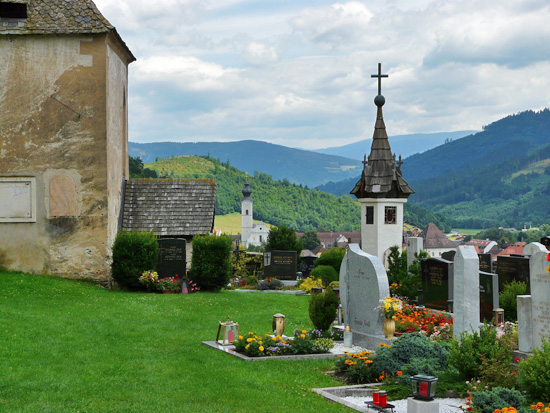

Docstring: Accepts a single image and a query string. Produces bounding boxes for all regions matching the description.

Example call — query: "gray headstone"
[479,271,499,323]
[420,258,453,311]
[517,295,534,353]
[263,250,297,280]
[496,255,530,294]
[340,244,391,348]
[530,250,550,349]
[406,237,423,270]
[157,238,186,279]
[478,253,493,273]
[453,246,480,338]
[524,242,547,257]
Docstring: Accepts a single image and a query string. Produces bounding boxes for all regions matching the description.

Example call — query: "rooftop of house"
[496,242,527,257]
[122,179,216,237]
[421,222,458,249]
[0,0,135,60]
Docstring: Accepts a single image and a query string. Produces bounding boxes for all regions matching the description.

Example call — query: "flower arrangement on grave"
[334,350,380,384]
[380,296,402,319]
[255,277,284,290]
[187,278,200,293]
[394,303,453,336]
[233,328,335,357]
[546,251,550,273]
[156,275,181,292]
[138,270,158,289]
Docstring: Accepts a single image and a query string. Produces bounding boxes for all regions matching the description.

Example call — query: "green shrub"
[312,338,334,353]
[518,338,550,401]
[499,280,527,321]
[310,265,339,285]
[191,234,232,291]
[334,351,378,384]
[111,231,158,289]
[373,333,448,377]
[471,387,525,413]
[245,275,258,286]
[298,276,323,293]
[308,287,339,331]
[314,247,345,273]
[399,357,445,385]
[449,323,514,380]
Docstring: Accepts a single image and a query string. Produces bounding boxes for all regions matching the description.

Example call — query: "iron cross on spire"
[371,63,388,95]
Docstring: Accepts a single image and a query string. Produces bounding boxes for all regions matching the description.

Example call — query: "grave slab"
[529,250,550,349]
[453,246,480,338]
[340,244,391,348]
[517,295,534,353]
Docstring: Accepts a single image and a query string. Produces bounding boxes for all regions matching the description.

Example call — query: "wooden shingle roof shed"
[122,179,216,237]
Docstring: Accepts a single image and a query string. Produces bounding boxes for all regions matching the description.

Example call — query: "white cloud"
[93,0,550,149]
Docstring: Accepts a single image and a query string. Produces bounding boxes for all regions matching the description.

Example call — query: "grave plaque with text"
[479,253,493,273]
[264,250,297,280]
[157,238,186,279]
[421,258,453,311]
[540,237,550,248]
[496,255,530,294]
[479,271,498,323]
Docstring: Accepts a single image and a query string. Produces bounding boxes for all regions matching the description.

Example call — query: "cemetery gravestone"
[529,250,550,349]
[523,242,546,257]
[340,244,391,348]
[263,250,297,280]
[421,258,453,311]
[441,250,456,262]
[479,271,498,323]
[478,253,493,273]
[517,295,533,352]
[496,255,530,293]
[406,237,423,270]
[157,238,186,279]
[454,246,480,338]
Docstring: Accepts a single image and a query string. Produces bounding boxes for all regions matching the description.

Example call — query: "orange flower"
[396,371,402,375]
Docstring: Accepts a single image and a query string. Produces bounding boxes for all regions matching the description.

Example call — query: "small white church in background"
[241,180,269,247]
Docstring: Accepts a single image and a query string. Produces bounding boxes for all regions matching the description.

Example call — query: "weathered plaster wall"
[106,42,129,250]
[0,33,113,280]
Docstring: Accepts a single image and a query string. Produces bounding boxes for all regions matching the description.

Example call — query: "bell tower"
[241,179,253,247]
[350,63,414,264]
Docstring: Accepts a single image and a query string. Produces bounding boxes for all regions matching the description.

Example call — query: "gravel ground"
[330,342,371,355]
[343,396,466,412]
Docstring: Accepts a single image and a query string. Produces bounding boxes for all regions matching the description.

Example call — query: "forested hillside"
[318,109,550,229]
[146,156,451,232]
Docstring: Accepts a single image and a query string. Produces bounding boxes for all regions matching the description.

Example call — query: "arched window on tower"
[384,206,396,224]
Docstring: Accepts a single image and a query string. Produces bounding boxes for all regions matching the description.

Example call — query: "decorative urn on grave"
[216,316,239,346]
[272,313,285,337]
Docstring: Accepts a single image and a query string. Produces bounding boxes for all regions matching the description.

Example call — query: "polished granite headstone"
[453,246,480,338]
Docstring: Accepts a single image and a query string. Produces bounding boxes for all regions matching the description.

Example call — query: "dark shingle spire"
[351,63,414,199]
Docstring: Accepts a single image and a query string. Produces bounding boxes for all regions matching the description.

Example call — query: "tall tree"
[265,225,302,254]
[300,230,321,250]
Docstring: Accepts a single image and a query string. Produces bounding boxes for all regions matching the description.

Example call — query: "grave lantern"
[216,316,239,346]
[272,313,285,337]
[410,375,438,400]
[493,308,505,326]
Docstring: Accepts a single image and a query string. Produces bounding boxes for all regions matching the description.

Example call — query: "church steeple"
[351,63,414,199]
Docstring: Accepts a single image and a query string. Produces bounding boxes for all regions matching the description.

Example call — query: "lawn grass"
[0,272,348,412]
[214,212,271,235]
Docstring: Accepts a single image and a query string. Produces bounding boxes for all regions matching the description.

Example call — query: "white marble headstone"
[340,244,390,340]
[530,249,550,349]
[453,245,480,338]
[524,242,547,257]
[406,237,423,270]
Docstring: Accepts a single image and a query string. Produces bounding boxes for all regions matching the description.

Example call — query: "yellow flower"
[238,335,243,340]
[246,338,254,343]
[245,345,250,350]
[259,346,264,351]
[546,264,550,274]
[302,330,307,334]
[300,334,306,339]
[258,341,263,345]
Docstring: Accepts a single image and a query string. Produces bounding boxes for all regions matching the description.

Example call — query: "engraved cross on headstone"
[371,63,388,96]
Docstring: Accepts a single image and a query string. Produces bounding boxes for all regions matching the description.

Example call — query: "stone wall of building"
[0,33,129,282]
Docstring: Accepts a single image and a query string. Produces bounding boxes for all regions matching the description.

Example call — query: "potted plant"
[138,270,159,292]
[380,296,402,339]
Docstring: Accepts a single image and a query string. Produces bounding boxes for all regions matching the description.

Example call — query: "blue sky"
[95,0,550,149]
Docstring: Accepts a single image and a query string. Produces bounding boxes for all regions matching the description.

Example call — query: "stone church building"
[0,0,135,281]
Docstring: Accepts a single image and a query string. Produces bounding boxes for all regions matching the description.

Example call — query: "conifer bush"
[499,280,527,321]
[191,233,232,291]
[111,231,159,289]
[310,265,339,285]
[308,287,339,331]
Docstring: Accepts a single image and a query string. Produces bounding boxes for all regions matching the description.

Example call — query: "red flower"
[547,251,550,262]
[514,357,521,363]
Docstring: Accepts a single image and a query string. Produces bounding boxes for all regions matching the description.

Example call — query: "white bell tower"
[241,179,253,247]
[350,63,414,265]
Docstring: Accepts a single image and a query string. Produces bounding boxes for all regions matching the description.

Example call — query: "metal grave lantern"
[272,313,285,337]
[493,308,505,326]
[216,316,239,346]
[410,375,438,400]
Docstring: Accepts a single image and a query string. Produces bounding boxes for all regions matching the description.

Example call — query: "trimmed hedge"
[191,233,232,291]
[111,231,159,289]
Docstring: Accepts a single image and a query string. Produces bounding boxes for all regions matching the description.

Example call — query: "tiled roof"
[421,222,457,249]
[122,179,216,237]
[496,242,527,257]
[351,106,414,199]
[0,0,112,34]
